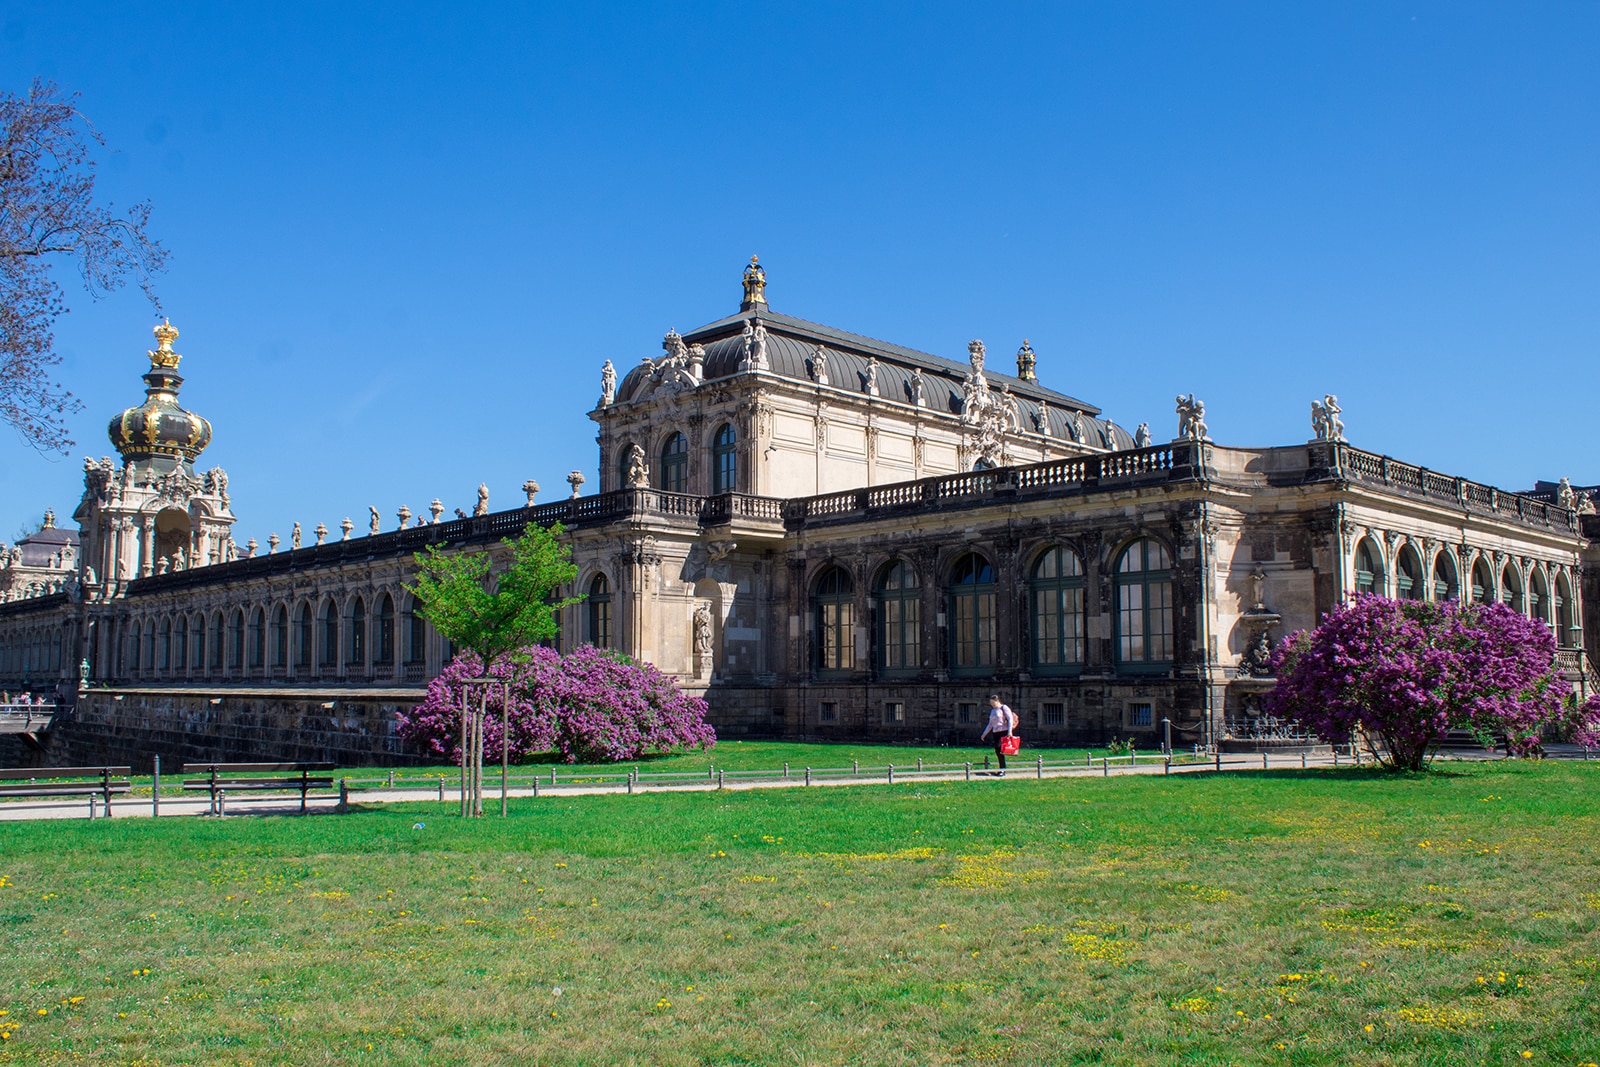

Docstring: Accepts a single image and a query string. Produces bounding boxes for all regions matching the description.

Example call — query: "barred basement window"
[1127,701,1154,728]
[957,702,976,724]
[1041,702,1065,727]
[819,701,838,723]
[884,701,905,724]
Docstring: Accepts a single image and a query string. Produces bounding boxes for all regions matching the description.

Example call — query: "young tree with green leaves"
[407,521,580,815]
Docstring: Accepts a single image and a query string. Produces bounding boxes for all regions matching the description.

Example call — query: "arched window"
[404,596,426,664]
[348,598,366,666]
[174,616,188,673]
[1354,540,1384,595]
[948,553,996,672]
[711,424,737,494]
[1115,539,1174,667]
[1431,553,1458,602]
[1031,546,1086,672]
[192,615,206,670]
[1395,545,1423,601]
[1500,565,1523,612]
[375,595,395,664]
[321,601,339,668]
[1471,559,1494,604]
[228,610,245,670]
[130,621,143,673]
[813,566,854,673]
[248,608,265,668]
[209,614,224,670]
[587,575,611,648]
[158,618,171,671]
[1529,570,1548,625]
[272,606,288,668]
[876,560,920,674]
[659,433,688,493]
[141,620,155,670]
[295,604,313,669]
[1555,573,1575,645]
[972,458,994,472]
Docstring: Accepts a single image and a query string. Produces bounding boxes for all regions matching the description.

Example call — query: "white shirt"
[984,705,1015,736]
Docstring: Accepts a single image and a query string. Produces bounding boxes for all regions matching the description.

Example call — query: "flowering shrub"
[1263,595,1571,771]
[396,646,715,763]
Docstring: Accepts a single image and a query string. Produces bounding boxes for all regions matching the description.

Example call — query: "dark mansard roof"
[614,301,1136,450]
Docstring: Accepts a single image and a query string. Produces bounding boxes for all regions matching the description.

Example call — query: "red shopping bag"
[999,736,1021,756]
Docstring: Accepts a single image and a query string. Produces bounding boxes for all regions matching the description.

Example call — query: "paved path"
[0,746,1591,823]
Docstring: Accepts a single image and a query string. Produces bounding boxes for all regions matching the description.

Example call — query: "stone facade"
[0,265,1593,763]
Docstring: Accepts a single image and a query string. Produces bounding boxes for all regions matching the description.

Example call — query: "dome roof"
[108,322,213,463]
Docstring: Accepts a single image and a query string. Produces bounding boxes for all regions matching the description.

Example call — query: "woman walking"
[979,693,1017,775]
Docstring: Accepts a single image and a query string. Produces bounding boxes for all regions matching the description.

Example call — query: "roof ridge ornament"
[149,319,181,370]
[1016,339,1037,383]
[741,255,767,311]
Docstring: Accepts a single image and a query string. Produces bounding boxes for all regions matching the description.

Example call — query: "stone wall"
[2,687,425,772]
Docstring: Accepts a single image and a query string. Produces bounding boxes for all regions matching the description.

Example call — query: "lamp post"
[1161,716,1172,758]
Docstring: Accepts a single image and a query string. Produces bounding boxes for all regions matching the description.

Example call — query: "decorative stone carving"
[397,505,412,529]
[1015,339,1036,383]
[430,498,445,523]
[268,533,279,554]
[959,340,1017,467]
[1311,394,1345,442]
[291,523,302,550]
[624,443,649,488]
[521,481,539,506]
[741,255,766,307]
[474,483,489,517]
[369,506,381,535]
[567,471,586,499]
[1175,394,1209,442]
[863,357,879,397]
[740,318,769,372]
[340,517,353,541]
[1035,398,1051,436]
[1557,477,1577,510]
[810,345,829,386]
[599,359,617,407]
[1135,422,1152,448]
[313,522,327,545]
[910,367,925,407]
[693,603,714,675]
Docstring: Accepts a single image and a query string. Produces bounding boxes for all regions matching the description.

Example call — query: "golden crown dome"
[108,321,213,463]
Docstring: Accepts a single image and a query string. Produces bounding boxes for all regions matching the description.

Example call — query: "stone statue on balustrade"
[599,360,617,407]
[624,443,649,488]
[369,506,381,535]
[474,483,489,517]
[1310,394,1345,442]
[1175,394,1209,442]
[1134,423,1152,448]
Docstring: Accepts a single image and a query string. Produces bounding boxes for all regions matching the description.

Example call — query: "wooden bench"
[180,762,337,815]
[0,766,132,818]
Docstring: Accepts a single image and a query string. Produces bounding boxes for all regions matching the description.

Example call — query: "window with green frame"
[1395,546,1423,601]
[659,432,688,493]
[588,573,612,648]
[876,559,920,673]
[1114,539,1173,668]
[948,553,996,672]
[711,424,737,493]
[1030,545,1085,672]
[1354,540,1383,595]
[813,565,854,673]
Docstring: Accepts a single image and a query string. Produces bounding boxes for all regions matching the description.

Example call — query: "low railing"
[1222,715,1320,744]
[0,703,57,733]
[1333,444,1575,531]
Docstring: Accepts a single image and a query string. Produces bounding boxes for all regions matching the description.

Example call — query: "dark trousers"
[992,737,1008,769]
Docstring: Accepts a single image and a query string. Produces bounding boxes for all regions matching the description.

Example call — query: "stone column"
[139,518,155,578]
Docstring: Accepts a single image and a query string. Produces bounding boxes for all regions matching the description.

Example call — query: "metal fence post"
[1036,756,1043,780]
[627,771,634,795]
[853,760,859,777]
[1215,749,1222,772]
[965,762,971,781]
[1263,752,1269,771]
[1163,757,1170,776]
[387,768,395,788]
[917,757,923,773]
[805,767,811,786]
[1301,752,1307,770]
[438,777,445,802]
[717,769,725,790]
[337,780,346,814]
[1102,758,1108,777]
[887,764,894,785]
[151,755,160,818]
[783,762,789,780]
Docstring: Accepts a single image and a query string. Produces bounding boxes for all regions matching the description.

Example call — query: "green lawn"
[2,761,1597,1065]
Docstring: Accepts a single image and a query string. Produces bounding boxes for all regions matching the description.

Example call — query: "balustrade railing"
[1334,444,1575,531]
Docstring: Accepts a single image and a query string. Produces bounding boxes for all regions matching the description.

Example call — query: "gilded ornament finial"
[741,255,767,310]
[149,319,182,370]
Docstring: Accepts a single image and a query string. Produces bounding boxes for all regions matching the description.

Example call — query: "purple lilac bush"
[396,645,715,763]
[1263,595,1574,771]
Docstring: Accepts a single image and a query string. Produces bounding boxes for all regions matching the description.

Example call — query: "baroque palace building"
[0,260,1594,751]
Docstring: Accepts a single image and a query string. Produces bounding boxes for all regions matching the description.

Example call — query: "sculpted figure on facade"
[910,367,925,407]
[863,357,879,397]
[1135,422,1152,447]
[599,359,617,407]
[1311,394,1345,442]
[693,603,714,660]
[291,522,302,550]
[624,443,649,488]
[1035,397,1051,436]
[369,506,381,535]
[810,345,829,386]
[474,483,490,517]
[1175,394,1209,442]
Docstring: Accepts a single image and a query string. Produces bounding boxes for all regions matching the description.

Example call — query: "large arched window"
[228,610,245,670]
[1529,570,1548,625]
[1031,546,1085,672]
[659,433,688,493]
[876,560,920,674]
[158,618,172,671]
[348,598,366,666]
[1555,573,1575,645]
[248,608,265,668]
[321,601,339,668]
[1500,565,1523,612]
[375,595,395,665]
[1395,545,1423,601]
[1471,559,1494,604]
[174,615,188,673]
[191,615,205,671]
[272,606,288,668]
[587,574,611,648]
[1354,539,1384,595]
[295,604,313,669]
[1115,539,1174,667]
[404,596,426,664]
[813,566,855,673]
[711,424,737,494]
[209,613,224,670]
[948,553,996,672]
[1431,553,1458,602]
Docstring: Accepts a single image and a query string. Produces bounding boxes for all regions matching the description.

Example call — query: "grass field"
[2,761,1597,1066]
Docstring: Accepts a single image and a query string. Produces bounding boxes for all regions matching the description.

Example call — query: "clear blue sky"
[2,3,1596,545]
